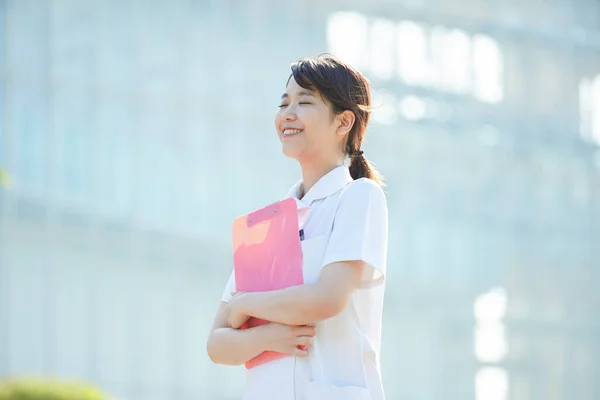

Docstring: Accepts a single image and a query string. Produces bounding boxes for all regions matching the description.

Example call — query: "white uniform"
[221,165,389,400]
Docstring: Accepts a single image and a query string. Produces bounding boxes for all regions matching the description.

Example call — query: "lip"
[281,128,304,138]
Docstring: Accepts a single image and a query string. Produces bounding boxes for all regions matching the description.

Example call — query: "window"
[580,75,600,145]
[133,111,172,231]
[12,90,48,200]
[0,0,5,180]
[474,288,509,400]
[438,28,471,94]
[476,367,509,400]
[7,3,49,200]
[54,89,92,208]
[94,78,134,221]
[472,35,504,103]
[397,20,433,86]
[327,12,370,72]
[327,12,505,104]
[369,19,395,80]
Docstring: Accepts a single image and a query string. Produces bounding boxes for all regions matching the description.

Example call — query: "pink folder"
[232,197,308,369]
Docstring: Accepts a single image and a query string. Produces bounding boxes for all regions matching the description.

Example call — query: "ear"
[335,110,355,137]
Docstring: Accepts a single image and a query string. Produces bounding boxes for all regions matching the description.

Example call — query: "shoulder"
[334,178,388,217]
[340,178,387,204]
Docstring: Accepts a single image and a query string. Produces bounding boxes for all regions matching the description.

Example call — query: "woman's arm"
[207,303,270,366]
[229,260,364,328]
[229,180,387,328]
[207,302,316,366]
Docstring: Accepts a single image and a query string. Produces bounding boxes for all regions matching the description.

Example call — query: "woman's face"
[274,77,341,161]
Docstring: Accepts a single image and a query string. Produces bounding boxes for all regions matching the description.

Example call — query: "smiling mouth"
[282,128,303,137]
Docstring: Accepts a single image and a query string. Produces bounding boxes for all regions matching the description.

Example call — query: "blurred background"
[0,0,599,399]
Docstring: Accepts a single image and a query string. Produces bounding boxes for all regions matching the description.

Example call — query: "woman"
[207,54,389,400]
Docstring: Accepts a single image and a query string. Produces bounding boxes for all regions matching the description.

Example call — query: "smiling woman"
[276,56,384,190]
[207,54,389,400]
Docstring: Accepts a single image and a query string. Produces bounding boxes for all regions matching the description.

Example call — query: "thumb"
[293,346,309,357]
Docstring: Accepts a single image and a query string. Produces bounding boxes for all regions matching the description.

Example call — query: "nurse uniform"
[221,165,389,400]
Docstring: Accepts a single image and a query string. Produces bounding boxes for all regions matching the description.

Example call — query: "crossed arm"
[227,260,365,328]
[206,260,364,366]
[207,181,387,365]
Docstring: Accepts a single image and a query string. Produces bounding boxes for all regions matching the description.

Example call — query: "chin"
[281,144,304,160]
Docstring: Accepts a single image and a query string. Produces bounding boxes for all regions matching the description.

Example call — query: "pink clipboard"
[232,197,309,369]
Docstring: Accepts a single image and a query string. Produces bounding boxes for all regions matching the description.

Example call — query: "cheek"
[273,110,282,127]
[298,108,321,130]
[304,111,332,134]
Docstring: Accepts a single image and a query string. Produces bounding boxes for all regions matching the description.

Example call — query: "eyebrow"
[281,90,316,99]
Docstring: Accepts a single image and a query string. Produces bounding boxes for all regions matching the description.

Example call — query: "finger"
[295,336,314,347]
[229,314,248,329]
[296,325,317,337]
[292,346,309,357]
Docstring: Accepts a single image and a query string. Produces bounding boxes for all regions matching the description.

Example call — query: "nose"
[281,104,297,122]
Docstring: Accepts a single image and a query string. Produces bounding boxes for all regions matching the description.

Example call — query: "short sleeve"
[220,269,236,303]
[321,179,388,288]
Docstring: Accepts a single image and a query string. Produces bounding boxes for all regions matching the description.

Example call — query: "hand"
[260,323,317,357]
[227,291,250,329]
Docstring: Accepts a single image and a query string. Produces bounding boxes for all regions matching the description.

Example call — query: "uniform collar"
[286,165,354,205]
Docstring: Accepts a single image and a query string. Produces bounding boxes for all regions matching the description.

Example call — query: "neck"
[298,158,344,199]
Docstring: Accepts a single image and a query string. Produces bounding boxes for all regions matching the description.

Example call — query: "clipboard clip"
[246,200,286,227]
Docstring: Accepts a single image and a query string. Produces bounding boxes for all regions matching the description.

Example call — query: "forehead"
[283,77,317,97]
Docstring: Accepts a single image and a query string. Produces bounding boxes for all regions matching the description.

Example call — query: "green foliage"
[0,379,110,400]
[0,168,10,188]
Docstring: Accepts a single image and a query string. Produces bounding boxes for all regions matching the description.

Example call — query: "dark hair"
[288,54,385,187]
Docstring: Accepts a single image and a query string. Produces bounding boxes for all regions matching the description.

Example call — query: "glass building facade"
[0,1,599,399]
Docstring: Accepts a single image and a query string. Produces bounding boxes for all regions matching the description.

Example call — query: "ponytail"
[348,153,385,187]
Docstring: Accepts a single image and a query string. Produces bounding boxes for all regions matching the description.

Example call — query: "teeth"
[283,129,302,136]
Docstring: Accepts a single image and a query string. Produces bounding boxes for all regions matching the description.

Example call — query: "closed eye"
[278,102,311,108]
